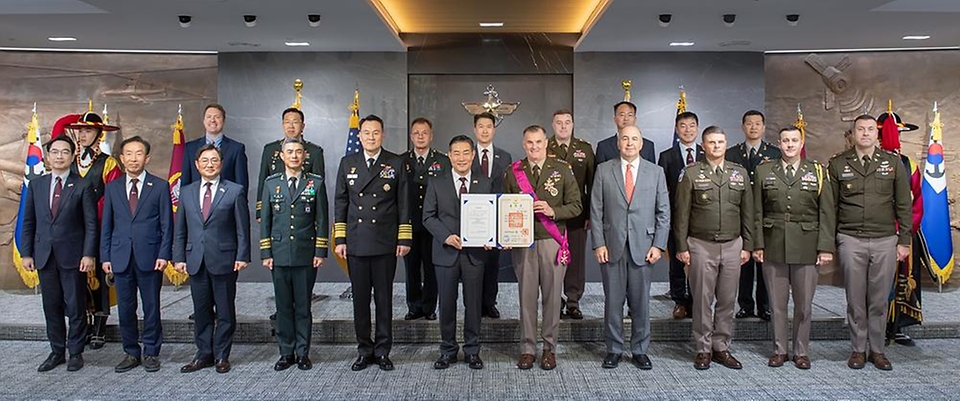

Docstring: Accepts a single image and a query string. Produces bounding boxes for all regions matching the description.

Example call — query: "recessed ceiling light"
[48,37,77,42]
[479,22,504,27]
[670,42,695,47]
[903,35,931,40]
[284,42,310,47]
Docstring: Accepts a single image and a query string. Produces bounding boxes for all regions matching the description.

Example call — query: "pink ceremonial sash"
[510,161,571,265]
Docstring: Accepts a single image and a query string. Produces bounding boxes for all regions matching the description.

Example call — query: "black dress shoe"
[143,355,161,372]
[434,354,457,369]
[601,353,622,369]
[466,354,483,370]
[758,310,772,321]
[632,354,652,370]
[566,308,584,320]
[404,311,425,320]
[894,332,916,346]
[377,355,394,371]
[180,358,214,373]
[485,306,501,319]
[425,312,438,321]
[38,352,65,372]
[269,313,277,321]
[67,354,84,372]
[351,355,375,371]
[215,359,231,373]
[735,309,755,319]
[274,355,295,371]
[115,354,141,373]
[296,356,312,370]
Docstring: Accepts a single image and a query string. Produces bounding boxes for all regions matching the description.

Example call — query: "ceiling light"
[902,35,931,40]
[48,37,77,42]
[479,22,504,27]
[284,42,310,47]
[670,42,695,47]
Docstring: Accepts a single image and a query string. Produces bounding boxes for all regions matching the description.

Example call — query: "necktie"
[786,164,795,181]
[532,165,541,183]
[686,148,694,165]
[459,177,468,198]
[559,144,568,158]
[202,182,213,221]
[625,164,635,204]
[367,157,375,170]
[862,155,870,169]
[480,149,490,178]
[417,156,425,167]
[288,177,298,198]
[129,178,139,215]
[715,165,723,177]
[51,176,63,218]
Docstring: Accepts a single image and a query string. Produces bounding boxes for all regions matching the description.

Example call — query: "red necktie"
[51,176,63,218]
[202,182,213,221]
[480,149,490,178]
[459,177,468,198]
[625,164,635,204]
[686,148,694,165]
[129,178,139,215]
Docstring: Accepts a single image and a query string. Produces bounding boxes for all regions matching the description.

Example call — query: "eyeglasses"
[47,149,73,156]
[198,158,222,165]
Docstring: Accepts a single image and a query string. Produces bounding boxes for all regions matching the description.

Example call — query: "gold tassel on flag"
[164,104,189,286]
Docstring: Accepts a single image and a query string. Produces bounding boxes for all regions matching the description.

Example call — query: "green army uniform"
[259,171,329,359]
[256,138,325,219]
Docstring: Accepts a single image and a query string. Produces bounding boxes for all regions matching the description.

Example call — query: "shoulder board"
[726,160,745,169]
[757,158,773,165]
[305,172,324,179]
[265,172,283,181]
[881,149,898,156]
[551,157,571,166]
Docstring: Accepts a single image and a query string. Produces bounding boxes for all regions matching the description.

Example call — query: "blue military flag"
[920,102,954,284]
[12,104,44,289]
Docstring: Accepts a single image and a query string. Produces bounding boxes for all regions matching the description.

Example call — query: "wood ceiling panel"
[375,0,605,33]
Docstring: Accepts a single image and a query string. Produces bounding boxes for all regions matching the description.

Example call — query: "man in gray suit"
[174,144,251,374]
[591,126,670,370]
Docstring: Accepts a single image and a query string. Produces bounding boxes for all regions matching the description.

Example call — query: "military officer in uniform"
[674,126,753,371]
[547,109,595,320]
[257,107,325,221]
[401,117,448,321]
[334,114,412,372]
[259,137,328,372]
[827,115,912,371]
[752,126,836,370]
[726,110,780,321]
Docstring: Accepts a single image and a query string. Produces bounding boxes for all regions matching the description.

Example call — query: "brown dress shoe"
[672,304,689,320]
[792,355,811,370]
[540,351,557,370]
[847,352,866,369]
[694,352,711,370]
[711,350,742,369]
[517,354,536,370]
[868,352,892,370]
[767,353,787,367]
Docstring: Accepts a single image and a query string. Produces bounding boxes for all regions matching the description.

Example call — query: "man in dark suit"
[470,112,512,318]
[334,115,412,372]
[22,136,98,372]
[657,111,704,319]
[725,110,781,321]
[422,135,491,370]
[101,136,173,374]
[181,103,249,191]
[174,144,251,374]
[401,117,448,321]
[595,101,656,165]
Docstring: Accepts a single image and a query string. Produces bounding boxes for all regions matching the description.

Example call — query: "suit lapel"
[54,178,78,223]
[35,175,52,222]
[612,162,628,202]
[183,184,203,223]
[132,176,153,219]
[206,183,228,223]
[846,152,866,176]
[354,154,378,190]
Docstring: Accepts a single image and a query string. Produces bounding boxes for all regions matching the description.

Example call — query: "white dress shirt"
[49,170,69,209]
[477,144,494,177]
[453,171,472,193]
[126,171,147,197]
[200,176,221,204]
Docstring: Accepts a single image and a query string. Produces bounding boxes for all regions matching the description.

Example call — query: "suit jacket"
[100,173,174,273]
[596,134,656,165]
[422,169,492,267]
[658,143,705,208]
[22,172,98,269]
[590,159,670,266]
[173,179,251,275]
[471,145,512,193]
[333,150,412,256]
[403,148,450,232]
[182,135,250,191]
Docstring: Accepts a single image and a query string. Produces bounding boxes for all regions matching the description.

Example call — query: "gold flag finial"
[292,79,303,109]
[887,99,893,115]
[87,99,93,113]
[349,87,360,112]
[621,80,632,102]
[677,86,687,114]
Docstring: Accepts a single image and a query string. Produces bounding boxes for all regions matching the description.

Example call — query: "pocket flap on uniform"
[800,221,819,231]
[762,220,775,228]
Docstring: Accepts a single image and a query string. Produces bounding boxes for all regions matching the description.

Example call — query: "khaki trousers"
[762,261,818,356]
[688,236,742,353]
[512,239,565,355]
[837,233,898,354]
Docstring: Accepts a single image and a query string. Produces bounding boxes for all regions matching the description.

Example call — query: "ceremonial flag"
[334,89,361,277]
[920,102,954,284]
[164,105,189,286]
[795,104,807,158]
[12,104,43,289]
[672,88,687,147]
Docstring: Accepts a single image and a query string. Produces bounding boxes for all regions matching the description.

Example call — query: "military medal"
[383,183,391,192]
[305,205,311,213]
[349,179,355,186]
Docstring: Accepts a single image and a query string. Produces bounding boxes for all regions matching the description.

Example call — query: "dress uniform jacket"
[402,149,449,233]
[256,139,325,220]
[674,160,754,252]
[333,151,413,255]
[725,141,781,185]
[826,148,912,245]
[547,136,594,228]
[501,157,582,239]
[753,159,836,264]
[259,171,329,264]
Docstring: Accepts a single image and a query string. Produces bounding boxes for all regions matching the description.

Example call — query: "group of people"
[20,98,916,376]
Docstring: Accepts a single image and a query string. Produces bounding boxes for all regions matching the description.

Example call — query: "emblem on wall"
[461,85,520,127]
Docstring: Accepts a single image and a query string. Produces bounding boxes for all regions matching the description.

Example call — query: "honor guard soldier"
[828,114,912,371]
[401,117,448,321]
[257,107,325,220]
[752,126,836,370]
[674,126,754,371]
[259,137,329,372]
[334,114,412,372]
[547,109,595,320]
[726,110,780,321]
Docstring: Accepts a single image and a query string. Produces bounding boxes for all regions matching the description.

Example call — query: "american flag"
[345,89,361,155]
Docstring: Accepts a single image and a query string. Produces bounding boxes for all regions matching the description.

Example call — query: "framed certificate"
[497,194,534,248]
[460,194,497,248]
